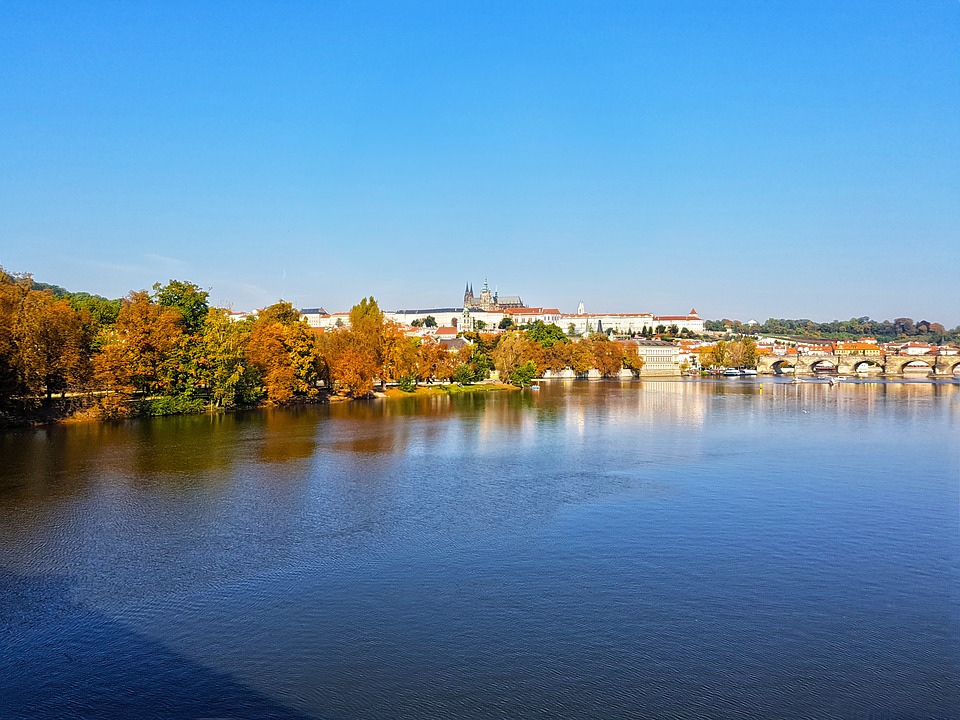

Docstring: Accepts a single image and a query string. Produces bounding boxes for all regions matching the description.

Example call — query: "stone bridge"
[757,353,960,376]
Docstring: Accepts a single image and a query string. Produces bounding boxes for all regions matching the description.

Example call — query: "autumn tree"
[319,330,375,396]
[13,291,88,398]
[0,269,29,402]
[99,291,184,395]
[621,343,645,375]
[584,334,625,377]
[315,297,393,397]
[417,339,456,383]
[544,342,572,374]
[569,340,595,376]
[702,340,728,368]
[382,324,419,384]
[491,332,538,383]
[726,338,757,369]
[247,302,322,403]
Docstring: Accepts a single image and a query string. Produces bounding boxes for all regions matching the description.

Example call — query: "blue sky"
[2,1,958,325]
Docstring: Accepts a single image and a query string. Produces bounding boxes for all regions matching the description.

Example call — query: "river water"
[1,379,957,720]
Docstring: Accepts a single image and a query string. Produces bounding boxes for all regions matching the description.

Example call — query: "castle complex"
[300,279,704,337]
[463,279,525,312]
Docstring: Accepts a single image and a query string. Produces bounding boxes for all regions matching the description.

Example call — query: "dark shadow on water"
[0,569,320,720]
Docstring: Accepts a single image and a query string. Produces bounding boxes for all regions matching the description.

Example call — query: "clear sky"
[2,1,958,325]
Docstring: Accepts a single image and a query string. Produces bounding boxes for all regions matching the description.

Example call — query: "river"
[1,378,957,719]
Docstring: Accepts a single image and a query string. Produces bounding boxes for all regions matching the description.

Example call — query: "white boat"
[741,368,758,376]
[722,368,741,377]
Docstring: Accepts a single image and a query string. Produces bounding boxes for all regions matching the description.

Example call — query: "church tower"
[479,278,493,310]
[464,282,475,309]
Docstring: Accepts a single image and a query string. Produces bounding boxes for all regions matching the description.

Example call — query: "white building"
[560,313,655,336]
[299,307,328,328]
[626,339,681,376]
[651,309,704,334]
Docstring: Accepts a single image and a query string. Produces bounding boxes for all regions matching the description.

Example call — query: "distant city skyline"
[2,1,958,325]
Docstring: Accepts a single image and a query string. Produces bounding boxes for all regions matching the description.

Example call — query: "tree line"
[0,270,645,421]
[705,316,960,342]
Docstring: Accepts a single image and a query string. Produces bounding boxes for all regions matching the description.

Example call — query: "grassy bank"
[381,382,518,399]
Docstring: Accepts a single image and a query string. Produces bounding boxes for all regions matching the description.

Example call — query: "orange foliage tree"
[98,290,184,395]
[583,334,626,377]
[13,291,88,398]
[416,339,456,383]
[247,302,322,404]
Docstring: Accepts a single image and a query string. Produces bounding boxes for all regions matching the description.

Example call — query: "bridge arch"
[885,356,936,375]
[771,360,795,375]
[901,359,934,373]
[810,359,837,374]
[850,359,883,374]
[947,360,960,375]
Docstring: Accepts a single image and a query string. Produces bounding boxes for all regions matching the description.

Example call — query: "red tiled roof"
[560,312,652,318]
[505,307,561,315]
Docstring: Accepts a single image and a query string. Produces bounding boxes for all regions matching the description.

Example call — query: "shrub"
[140,394,206,417]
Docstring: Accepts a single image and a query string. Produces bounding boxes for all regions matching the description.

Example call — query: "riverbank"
[0,383,521,427]
[379,381,519,400]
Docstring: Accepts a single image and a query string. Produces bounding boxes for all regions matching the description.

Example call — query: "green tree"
[423,315,437,328]
[509,360,537,387]
[453,363,474,384]
[68,293,121,328]
[198,309,259,408]
[526,320,567,348]
[153,280,209,334]
[258,301,302,326]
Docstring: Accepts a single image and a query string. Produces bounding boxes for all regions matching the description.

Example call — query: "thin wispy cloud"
[143,253,185,268]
